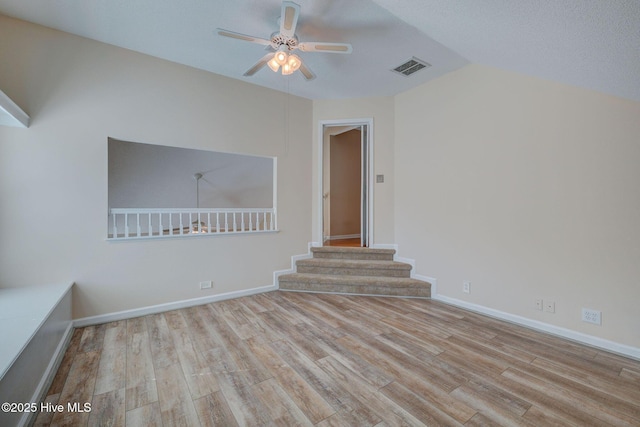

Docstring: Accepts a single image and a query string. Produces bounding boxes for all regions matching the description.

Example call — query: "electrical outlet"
[544,301,555,313]
[200,281,212,289]
[462,281,471,294]
[534,299,543,311]
[582,308,601,325]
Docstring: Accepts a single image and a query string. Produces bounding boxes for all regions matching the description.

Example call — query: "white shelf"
[0,283,72,380]
[0,89,29,128]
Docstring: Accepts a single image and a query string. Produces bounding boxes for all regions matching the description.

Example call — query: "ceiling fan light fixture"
[274,48,288,66]
[267,56,281,72]
[286,54,302,72]
[281,62,294,75]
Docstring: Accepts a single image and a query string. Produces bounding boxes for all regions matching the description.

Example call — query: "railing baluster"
[108,208,276,239]
[112,214,118,238]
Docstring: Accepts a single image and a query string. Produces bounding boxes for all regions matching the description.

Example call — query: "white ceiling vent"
[392,57,431,77]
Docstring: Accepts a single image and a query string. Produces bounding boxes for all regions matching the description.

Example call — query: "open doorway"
[319,119,373,247]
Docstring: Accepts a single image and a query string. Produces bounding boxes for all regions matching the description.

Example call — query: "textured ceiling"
[0,0,638,101]
[373,0,640,102]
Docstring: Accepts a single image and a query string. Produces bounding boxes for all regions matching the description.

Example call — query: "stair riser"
[312,252,394,261]
[280,247,430,298]
[280,282,430,298]
[297,266,410,278]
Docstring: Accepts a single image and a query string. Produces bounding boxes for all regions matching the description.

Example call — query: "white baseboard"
[413,274,438,296]
[372,244,435,293]
[273,242,322,288]
[395,255,415,269]
[73,285,276,328]
[371,244,422,283]
[433,294,640,361]
[372,243,410,265]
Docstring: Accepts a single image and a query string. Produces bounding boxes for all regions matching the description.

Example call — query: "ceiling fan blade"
[217,28,272,46]
[280,1,300,38]
[297,42,353,54]
[243,53,276,77]
[298,63,316,81]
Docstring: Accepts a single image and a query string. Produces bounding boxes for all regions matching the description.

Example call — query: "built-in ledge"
[0,283,73,427]
[0,89,29,128]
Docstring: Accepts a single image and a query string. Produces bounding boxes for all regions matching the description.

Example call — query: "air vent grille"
[392,57,431,76]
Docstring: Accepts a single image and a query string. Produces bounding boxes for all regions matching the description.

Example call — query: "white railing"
[108,208,277,240]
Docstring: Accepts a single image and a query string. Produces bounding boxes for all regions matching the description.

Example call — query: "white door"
[319,119,373,247]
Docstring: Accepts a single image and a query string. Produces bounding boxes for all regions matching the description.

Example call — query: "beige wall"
[313,97,395,244]
[395,64,640,348]
[0,15,312,318]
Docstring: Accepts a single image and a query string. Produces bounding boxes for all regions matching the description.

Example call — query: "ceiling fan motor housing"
[271,33,298,50]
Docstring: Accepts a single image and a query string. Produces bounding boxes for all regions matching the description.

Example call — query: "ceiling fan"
[217,1,353,81]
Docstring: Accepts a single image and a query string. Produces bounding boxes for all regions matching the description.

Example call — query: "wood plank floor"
[35,292,640,426]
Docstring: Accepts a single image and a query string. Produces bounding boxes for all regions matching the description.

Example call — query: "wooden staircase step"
[296,258,412,277]
[278,273,431,298]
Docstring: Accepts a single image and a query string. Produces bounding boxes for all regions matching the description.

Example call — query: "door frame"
[318,118,374,246]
